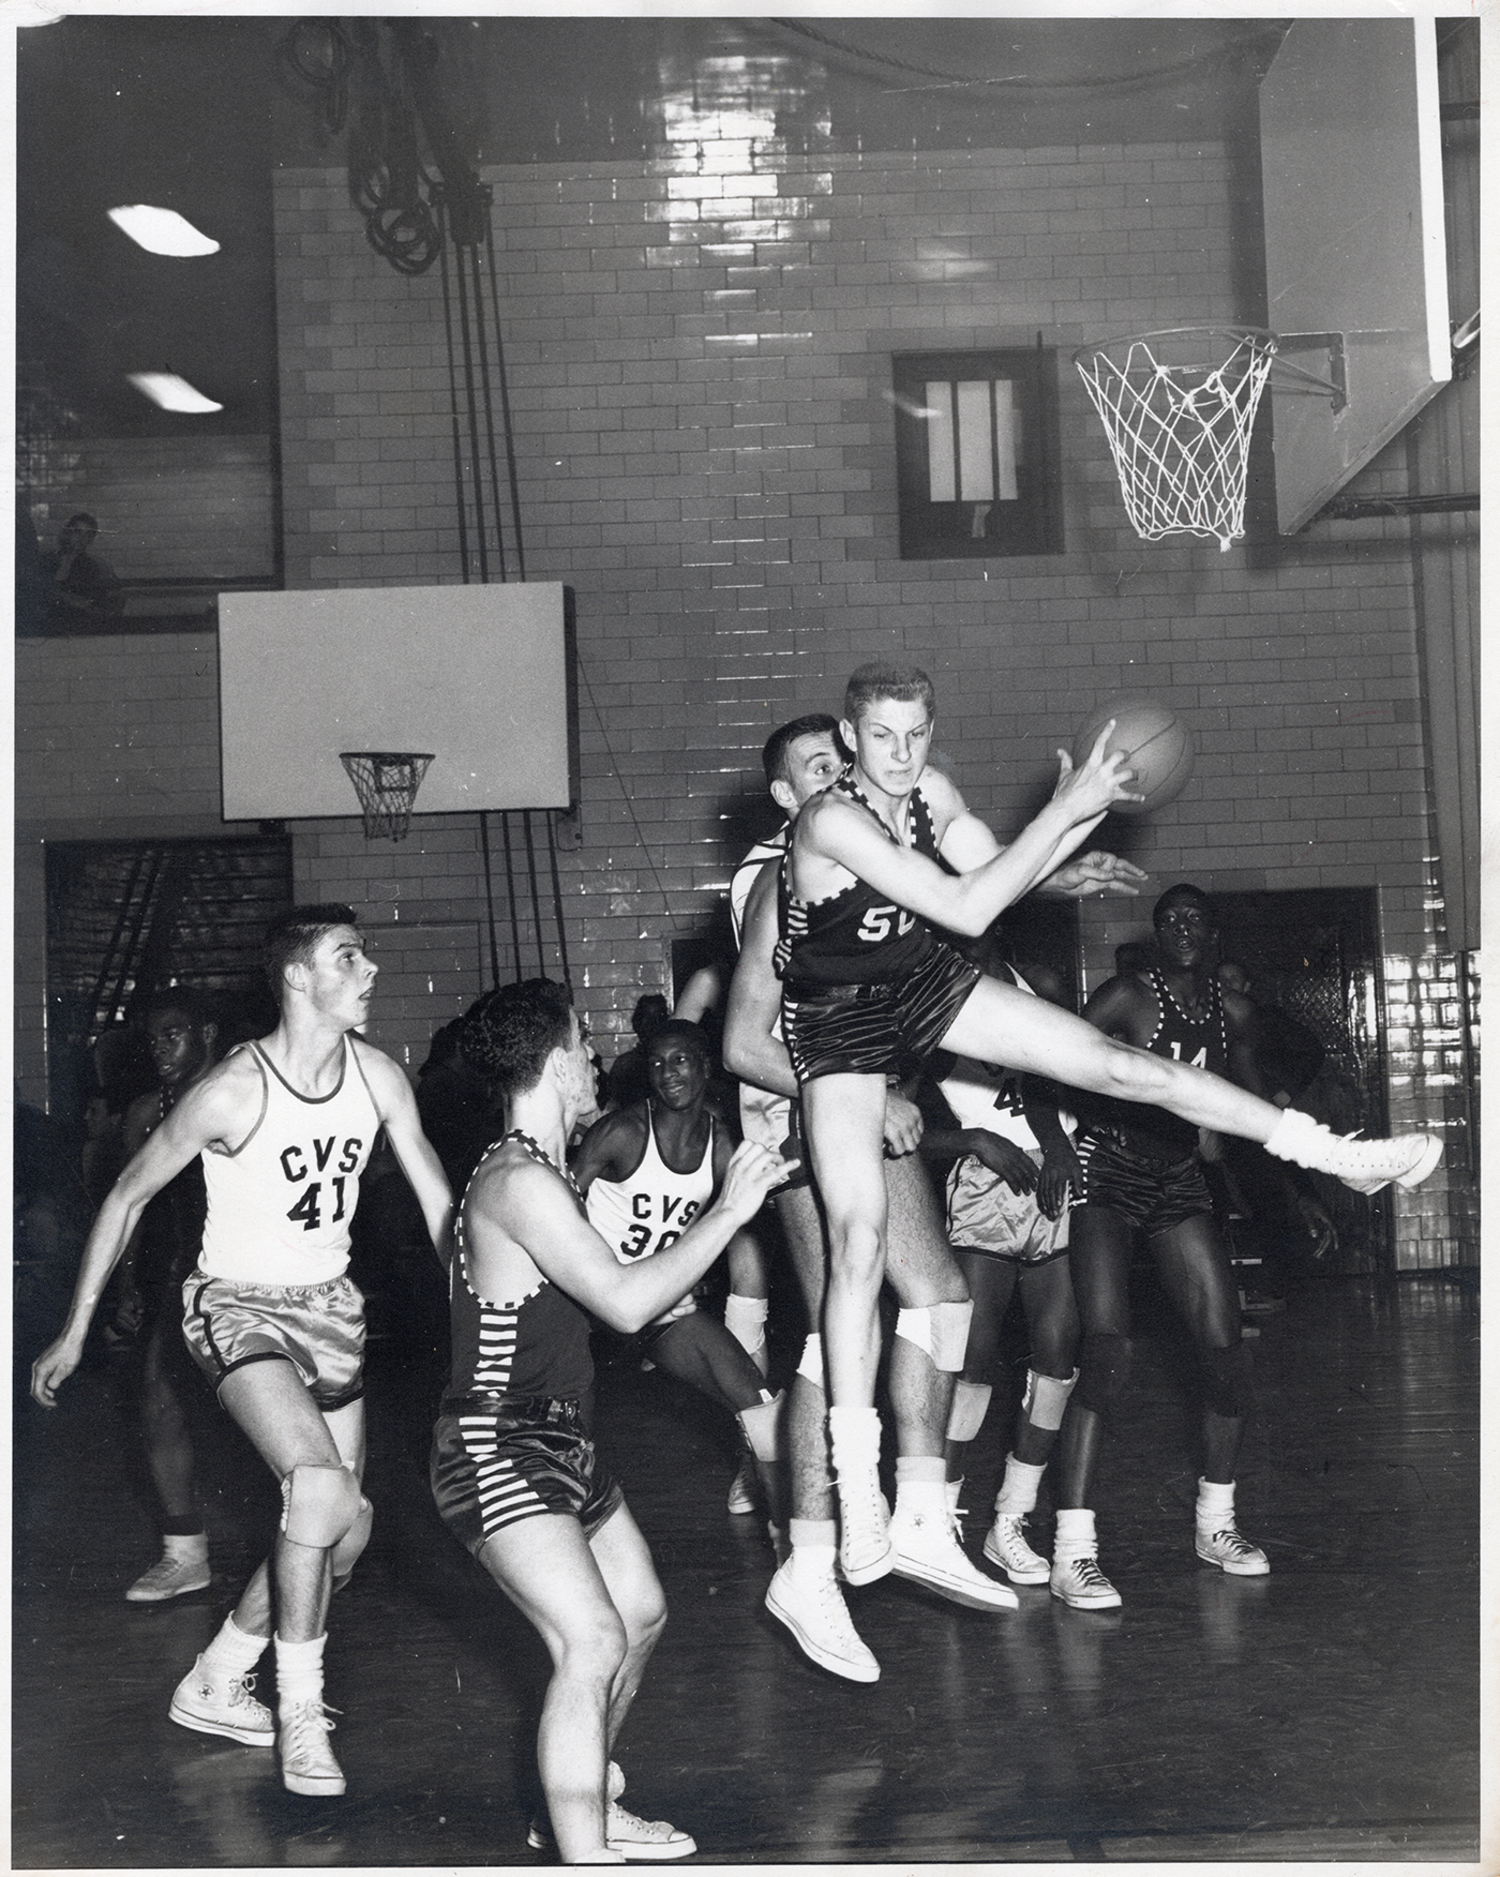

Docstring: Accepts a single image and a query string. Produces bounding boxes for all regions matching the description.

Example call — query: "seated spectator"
[40,512,124,630]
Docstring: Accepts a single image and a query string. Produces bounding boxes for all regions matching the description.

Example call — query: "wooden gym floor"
[12,1267,1482,1868]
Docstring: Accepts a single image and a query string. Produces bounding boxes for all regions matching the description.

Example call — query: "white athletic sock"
[1053,1507,1098,1559]
[723,1292,769,1361]
[274,1633,328,1713]
[893,1455,946,1520]
[201,1613,268,1678]
[786,1519,837,1578]
[994,1454,1047,1518]
[162,1532,209,1562]
[1196,1478,1236,1529]
[827,1404,882,1472]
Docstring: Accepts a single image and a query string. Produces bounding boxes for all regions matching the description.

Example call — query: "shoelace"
[1070,1556,1113,1589]
[992,1515,1040,1555]
[807,1571,864,1638]
[229,1673,262,1706]
[285,1702,340,1741]
[1208,1526,1257,1558]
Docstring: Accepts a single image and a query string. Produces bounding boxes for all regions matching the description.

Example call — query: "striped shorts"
[181,1271,365,1411]
[1075,1130,1215,1238]
[430,1393,623,1555]
[783,944,981,1084]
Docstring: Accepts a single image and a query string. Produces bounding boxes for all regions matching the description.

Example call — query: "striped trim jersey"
[775,771,944,990]
[1108,965,1229,1158]
[939,968,1076,1151]
[444,1131,595,1403]
[585,1109,716,1264]
[199,1036,380,1287]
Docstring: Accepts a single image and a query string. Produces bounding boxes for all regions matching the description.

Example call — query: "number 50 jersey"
[199,1036,381,1286]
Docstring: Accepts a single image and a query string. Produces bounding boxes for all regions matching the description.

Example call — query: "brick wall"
[13,133,1471,1263]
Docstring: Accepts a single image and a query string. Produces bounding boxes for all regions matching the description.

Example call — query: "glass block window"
[893,346,1063,559]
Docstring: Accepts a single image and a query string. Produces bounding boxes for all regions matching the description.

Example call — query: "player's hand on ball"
[1044,850,1150,899]
[1053,721,1144,819]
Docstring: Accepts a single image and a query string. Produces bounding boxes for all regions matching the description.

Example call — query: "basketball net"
[1074,327,1276,552]
[339,752,434,841]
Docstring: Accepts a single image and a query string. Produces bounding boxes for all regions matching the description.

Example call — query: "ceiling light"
[126,372,223,414]
[108,205,221,258]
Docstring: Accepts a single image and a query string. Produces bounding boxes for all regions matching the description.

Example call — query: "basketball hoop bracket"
[1269,331,1347,412]
[339,751,434,841]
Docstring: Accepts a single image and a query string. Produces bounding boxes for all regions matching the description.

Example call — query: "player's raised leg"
[940,976,1439,1191]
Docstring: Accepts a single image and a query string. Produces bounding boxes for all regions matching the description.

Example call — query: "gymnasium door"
[1213,887,1391,1275]
[44,834,293,1123]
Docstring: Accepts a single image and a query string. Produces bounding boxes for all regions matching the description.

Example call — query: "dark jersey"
[442,1131,595,1404]
[1111,966,1230,1159]
[776,772,944,990]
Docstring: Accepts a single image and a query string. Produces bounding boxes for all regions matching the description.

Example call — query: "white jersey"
[729,828,791,1153]
[939,970,1075,1154]
[586,1109,717,1263]
[199,1037,381,1286]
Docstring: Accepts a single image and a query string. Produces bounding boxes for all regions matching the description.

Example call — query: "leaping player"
[769,661,1443,1583]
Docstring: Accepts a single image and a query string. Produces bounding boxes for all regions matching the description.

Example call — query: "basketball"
[1071,695,1195,816]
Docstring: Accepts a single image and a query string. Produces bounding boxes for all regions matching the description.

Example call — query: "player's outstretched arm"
[29,1064,248,1408]
[487,1143,794,1333]
[928,774,1146,902]
[1037,850,1150,899]
[359,1044,455,1269]
[808,726,1138,938]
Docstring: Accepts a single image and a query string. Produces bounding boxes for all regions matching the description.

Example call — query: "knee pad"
[894,1298,973,1372]
[945,1379,992,1444]
[1075,1333,1132,1418]
[280,1462,364,1550]
[332,1497,373,1586]
[737,1390,784,1463]
[1021,1367,1077,1433]
[796,1332,825,1389]
[1200,1341,1255,1421]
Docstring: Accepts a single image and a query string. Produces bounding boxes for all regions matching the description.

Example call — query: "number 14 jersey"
[199,1036,380,1286]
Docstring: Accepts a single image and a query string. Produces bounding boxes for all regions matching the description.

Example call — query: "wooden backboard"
[218,583,574,823]
[1259,18,1450,534]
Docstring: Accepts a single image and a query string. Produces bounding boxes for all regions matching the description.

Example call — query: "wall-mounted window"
[893,346,1063,559]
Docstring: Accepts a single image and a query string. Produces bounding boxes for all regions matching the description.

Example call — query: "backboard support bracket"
[1300,489,1478,532]
[1271,332,1347,412]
